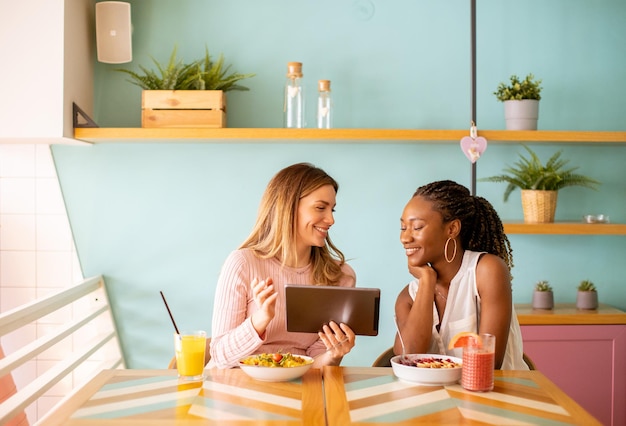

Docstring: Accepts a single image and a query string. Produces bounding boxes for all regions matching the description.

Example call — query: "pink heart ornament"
[460,136,488,163]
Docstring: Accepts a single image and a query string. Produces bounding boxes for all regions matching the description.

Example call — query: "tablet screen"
[285,285,380,336]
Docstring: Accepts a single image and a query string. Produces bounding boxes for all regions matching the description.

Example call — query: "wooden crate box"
[141,90,226,128]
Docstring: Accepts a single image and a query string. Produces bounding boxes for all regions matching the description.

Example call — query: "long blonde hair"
[239,163,347,285]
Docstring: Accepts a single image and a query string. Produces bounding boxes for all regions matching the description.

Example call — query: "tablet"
[285,284,380,336]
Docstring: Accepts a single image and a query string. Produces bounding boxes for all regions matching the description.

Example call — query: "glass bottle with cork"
[317,79,332,129]
[284,62,304,128]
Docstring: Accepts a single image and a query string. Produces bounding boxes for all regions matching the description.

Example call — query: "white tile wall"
[0,145,36,177]
[0,214,37,251]
[0,143,122,424]
[0,178,36,214]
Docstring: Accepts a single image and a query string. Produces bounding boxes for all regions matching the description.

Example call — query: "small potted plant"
[532,280,554,310]
[494,73,542,130]
[115,46,255,128]
[480,145,601,223]
[576,280,598,310]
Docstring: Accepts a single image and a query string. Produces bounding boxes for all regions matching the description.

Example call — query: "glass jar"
[284,62,304,128]
[317,79,332,129]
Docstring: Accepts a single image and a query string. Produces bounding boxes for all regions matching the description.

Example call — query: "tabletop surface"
[43,368,324,426]
[323,367,601,425]
[42,367,600,426]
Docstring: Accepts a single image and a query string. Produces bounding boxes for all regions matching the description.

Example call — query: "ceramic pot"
[504,99,539,130]
[532,291,554,310]
[576,291,598,310]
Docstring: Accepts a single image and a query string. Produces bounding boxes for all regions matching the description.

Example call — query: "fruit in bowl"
[239,352,314,382]
[390,354,462,385]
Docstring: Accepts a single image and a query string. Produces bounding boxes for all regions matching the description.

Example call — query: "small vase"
[576,291,598,310]
[532,291,554,310]
[504,99,539,130]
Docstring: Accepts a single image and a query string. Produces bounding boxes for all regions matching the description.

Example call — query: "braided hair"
[414,180,514,273]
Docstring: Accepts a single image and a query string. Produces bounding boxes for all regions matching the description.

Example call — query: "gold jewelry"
[435,289,447,301]
[444,238,457,263]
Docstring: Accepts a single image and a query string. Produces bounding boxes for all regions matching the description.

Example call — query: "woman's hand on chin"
[408,262,437,282]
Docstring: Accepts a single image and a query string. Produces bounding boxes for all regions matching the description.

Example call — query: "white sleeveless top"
[408,250,528,370]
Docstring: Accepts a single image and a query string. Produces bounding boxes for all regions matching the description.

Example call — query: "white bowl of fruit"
[390,354,462,385]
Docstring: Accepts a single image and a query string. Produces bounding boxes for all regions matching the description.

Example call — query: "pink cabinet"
[517,304,626,426]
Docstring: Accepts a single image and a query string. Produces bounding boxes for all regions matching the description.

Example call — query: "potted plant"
[576,280,598,310]
[532,280,554,310]
[480,145,601,223]
[115,46,255,128]
[494,73,542,130]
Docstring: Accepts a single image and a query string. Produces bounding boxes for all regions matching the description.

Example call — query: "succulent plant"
[578,280,597,292]
[494,73,542,102]
[534,280,552,292]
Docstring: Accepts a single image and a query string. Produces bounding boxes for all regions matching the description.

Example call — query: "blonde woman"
[208,163,357,369]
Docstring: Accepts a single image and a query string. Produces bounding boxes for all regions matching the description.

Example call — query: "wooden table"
[323,367,601,425]
[40,368,324,425]
[41,367,600,425]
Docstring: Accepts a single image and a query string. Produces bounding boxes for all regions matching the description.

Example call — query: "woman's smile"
[405,247,419,256]
[314,226,329,236]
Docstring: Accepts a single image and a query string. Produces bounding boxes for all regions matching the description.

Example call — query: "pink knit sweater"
[208,249,356,368]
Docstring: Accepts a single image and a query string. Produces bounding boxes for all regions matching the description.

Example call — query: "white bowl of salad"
[239,352,314,382]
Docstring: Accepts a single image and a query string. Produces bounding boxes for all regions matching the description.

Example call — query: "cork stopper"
[318,80,331,92]
[287,62,303,78]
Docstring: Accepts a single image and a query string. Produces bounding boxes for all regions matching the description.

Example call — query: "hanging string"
[470,0,477,196]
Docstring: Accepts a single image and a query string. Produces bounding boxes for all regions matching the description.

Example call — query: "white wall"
[0,1,108,421]
[0,144,75,421]
[0,0,94,142]
[64,0,96,139]
[0,144,121,423]
[0,1,64,139]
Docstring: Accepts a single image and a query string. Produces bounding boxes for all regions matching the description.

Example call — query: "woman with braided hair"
[394,180,528,369]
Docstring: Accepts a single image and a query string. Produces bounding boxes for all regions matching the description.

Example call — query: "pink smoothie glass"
[461,333,495,392]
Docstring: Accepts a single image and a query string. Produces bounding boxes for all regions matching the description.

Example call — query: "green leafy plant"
[115,46,255,91]
[480,145,601,201]
[534,280,552,292]
[578,280,596,292]
[494,74,542,102]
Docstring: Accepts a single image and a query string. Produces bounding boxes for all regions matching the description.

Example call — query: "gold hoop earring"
[444,238,457,263]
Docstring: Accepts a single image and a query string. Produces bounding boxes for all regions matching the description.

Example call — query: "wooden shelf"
[516,303,626,325]
[73,128,626,144]
[503,222,626,235]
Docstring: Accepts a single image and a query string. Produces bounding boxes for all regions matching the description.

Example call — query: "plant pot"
[504,99,539,130]
[532,291,554,309]
[141,90,226,128]
[521,190,557,223]
[576,291,598,310]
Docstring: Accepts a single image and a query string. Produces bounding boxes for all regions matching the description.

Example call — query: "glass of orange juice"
[174,330,206,381]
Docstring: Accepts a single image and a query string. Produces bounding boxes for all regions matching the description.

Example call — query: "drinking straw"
[159,291,180,334]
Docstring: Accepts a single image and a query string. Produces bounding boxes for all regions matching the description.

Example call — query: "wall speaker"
[95,1,132,64]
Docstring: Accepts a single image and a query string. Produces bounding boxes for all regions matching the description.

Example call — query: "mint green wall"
[53,0,626,368]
